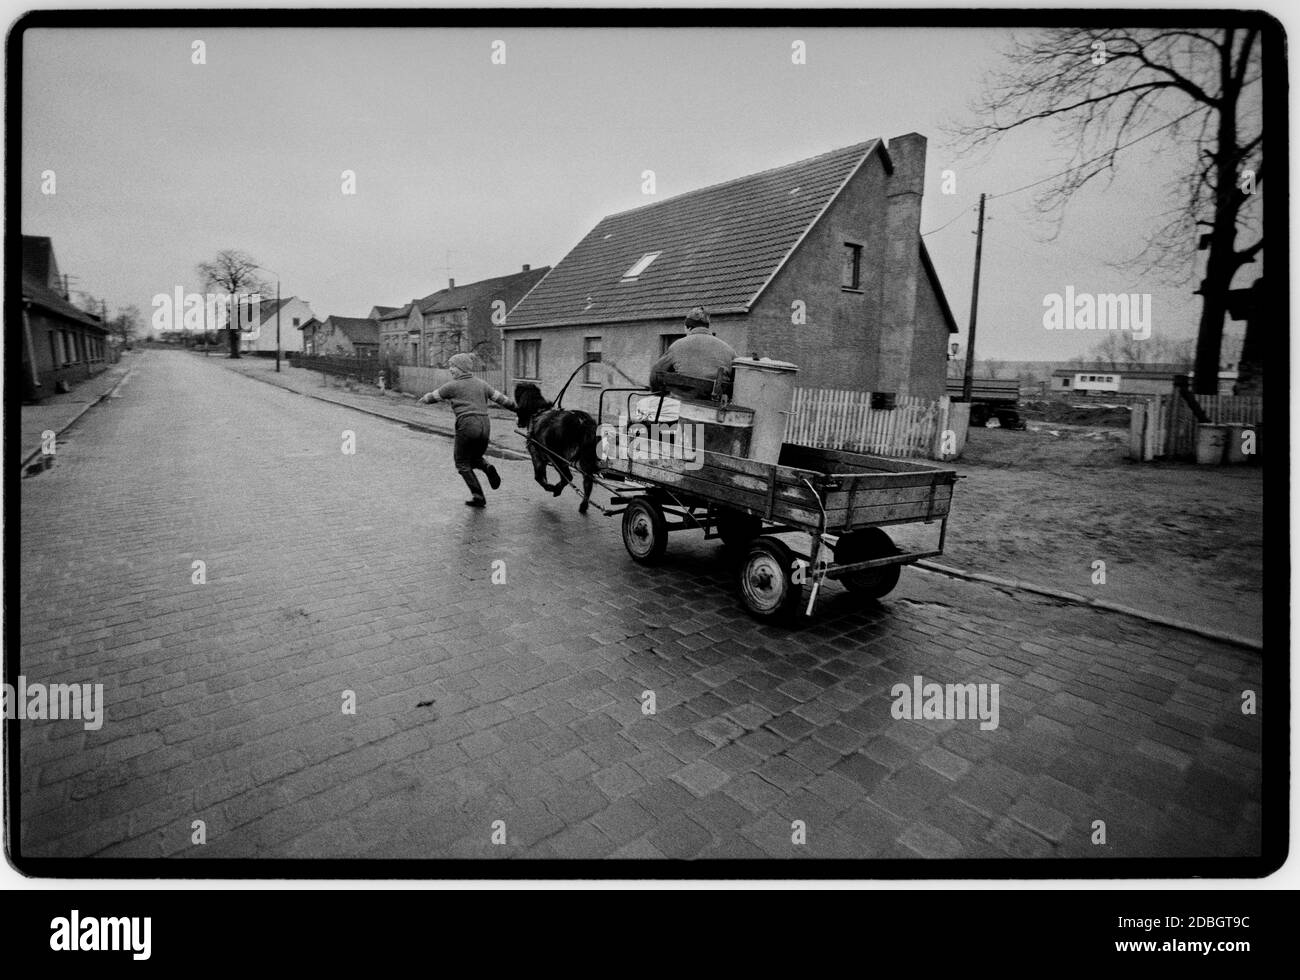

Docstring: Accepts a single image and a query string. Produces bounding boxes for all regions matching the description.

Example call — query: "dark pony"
[514,383,599,514]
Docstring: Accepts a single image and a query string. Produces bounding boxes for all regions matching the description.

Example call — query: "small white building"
[240,296,316,354]
[1050,362,1190,397]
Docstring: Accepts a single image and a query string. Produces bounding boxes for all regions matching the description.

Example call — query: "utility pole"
[962,192,987,403]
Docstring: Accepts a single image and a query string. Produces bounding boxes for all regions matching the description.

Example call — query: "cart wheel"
[716,508,763,549]
[738,536,804,621]
[835,528,902,598]
[622,498,668,564]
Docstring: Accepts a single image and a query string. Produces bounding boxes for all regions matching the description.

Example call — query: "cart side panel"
[620,456,824,527]
[779,442,958,478]
[823,485,954,529]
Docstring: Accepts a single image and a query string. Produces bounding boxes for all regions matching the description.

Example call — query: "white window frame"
[621,251,661,282]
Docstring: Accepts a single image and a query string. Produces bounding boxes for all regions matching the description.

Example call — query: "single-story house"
[306,315,380,357]
[1050,362,1191,397]
[501,133,959,417]
[19,235,113,401]
[239,295,316,354]
[298,317,323,354]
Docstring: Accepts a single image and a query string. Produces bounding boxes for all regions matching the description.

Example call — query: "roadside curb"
[913,559,1263,652]
[18,364,136,472]
[223,362,530,461]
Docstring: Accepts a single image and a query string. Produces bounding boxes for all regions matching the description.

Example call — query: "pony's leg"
[530,449,554,491]
[578,468,594,515]
[551,460,572,497]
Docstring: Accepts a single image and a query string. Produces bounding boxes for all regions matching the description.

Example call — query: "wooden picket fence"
[784,387,966,459]
[1195,394,1263,424]
[397,363,504,397]
[1130,392,1262,461]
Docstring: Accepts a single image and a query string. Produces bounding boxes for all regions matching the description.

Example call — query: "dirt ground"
[938,424,1264,643]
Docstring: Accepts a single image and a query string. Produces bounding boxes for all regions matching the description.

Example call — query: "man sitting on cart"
[648,306,737,401]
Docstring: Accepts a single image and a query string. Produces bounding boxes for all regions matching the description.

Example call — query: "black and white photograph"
[5,8,1283,879]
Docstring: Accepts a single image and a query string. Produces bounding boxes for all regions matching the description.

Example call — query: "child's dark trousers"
[454,415,492,498]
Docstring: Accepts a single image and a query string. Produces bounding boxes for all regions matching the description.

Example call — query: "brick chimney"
[448,278,455,288]
[522,264,531,272]
[878,132,927,398]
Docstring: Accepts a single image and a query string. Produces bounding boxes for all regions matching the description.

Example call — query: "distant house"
[239,295,316,354]
[1050,363,1191,397]
[19,235,113,401]
[299,317,322,355]
[375,265,550,375]
[378,301,424,364]
[308,315,381,356]
[419,266,550,370]
[502,134,958,416]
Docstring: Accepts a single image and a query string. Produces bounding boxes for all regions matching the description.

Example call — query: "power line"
[988,108,1202,201]
[921,205,976,237]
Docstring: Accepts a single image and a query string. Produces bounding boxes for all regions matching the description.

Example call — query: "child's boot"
[461,471,487,507]
[484,463,502,490]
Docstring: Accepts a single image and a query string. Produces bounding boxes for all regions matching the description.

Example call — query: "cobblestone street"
[18,349,1263,862]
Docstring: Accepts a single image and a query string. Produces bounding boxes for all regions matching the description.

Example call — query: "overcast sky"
[22,26,1248,362]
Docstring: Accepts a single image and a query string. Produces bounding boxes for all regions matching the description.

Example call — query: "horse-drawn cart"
[594,387,960,621]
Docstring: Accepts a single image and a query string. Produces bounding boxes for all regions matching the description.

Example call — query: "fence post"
[1129,402,1147,461]
[932,395,950,459]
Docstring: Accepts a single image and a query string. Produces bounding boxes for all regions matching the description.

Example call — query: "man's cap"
[685,306,710,328]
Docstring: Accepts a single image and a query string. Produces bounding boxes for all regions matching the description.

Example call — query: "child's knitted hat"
[448,353,476,378]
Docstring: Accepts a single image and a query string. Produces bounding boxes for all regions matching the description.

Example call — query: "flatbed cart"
[594,388,960,622]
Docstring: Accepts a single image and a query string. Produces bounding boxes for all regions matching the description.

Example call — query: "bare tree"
[952,27,1264,394]
[196,250,270,358]
[112,305,142,348]
[1087,331,1196,369]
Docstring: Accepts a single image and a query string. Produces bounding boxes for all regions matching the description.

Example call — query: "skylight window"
[621,251,661,282]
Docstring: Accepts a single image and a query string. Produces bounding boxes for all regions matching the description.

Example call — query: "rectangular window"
[660,333,685,355]
[1062,378,1070,387]
[583,336,602,384]
[842,242,863,290]
[515,339,540,380]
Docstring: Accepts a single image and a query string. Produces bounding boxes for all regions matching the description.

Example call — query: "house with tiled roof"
[376,265,550,381]
[306,314,381,357]
[238,295,316,354]
[19,235,113,400]
[419,265,550,372]
[503,134,958,415]
[377,301,424,365]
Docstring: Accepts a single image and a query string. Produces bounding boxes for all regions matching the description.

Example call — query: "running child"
[419,353,517,508]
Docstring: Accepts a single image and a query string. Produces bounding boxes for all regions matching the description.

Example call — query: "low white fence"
[396,364,504,397]
[784,388,970,460]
